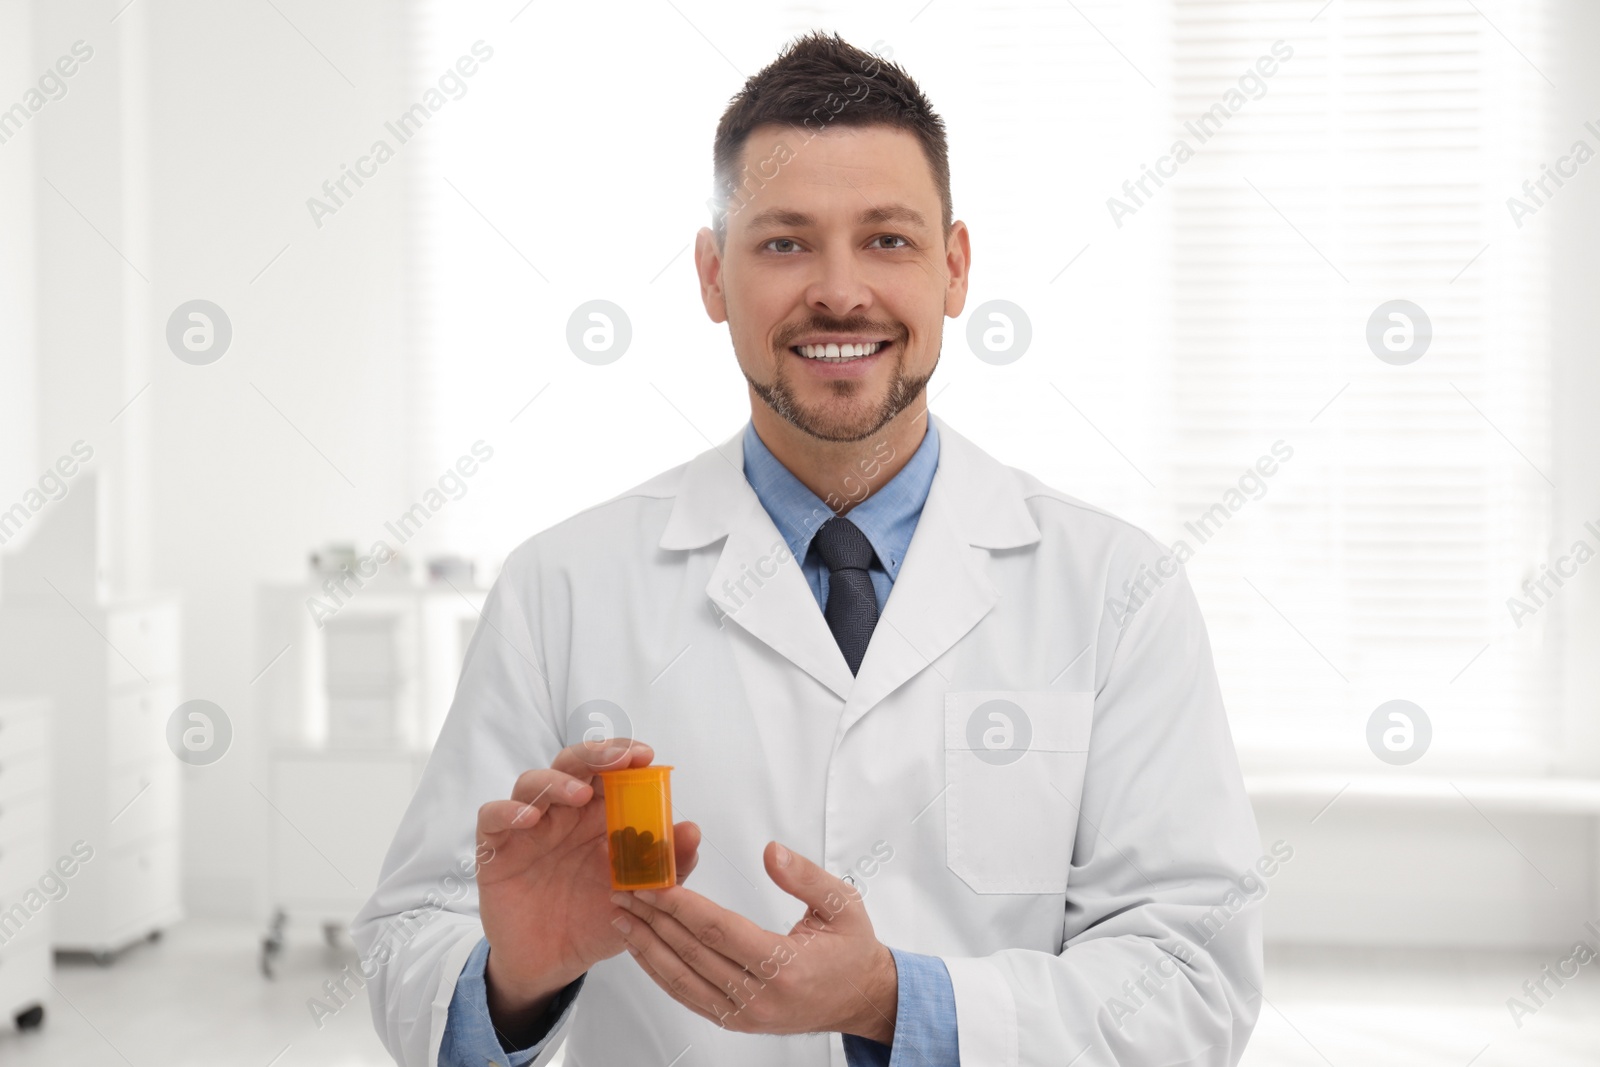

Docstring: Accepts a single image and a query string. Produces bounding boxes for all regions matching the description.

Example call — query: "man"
[354,32,1263,1067]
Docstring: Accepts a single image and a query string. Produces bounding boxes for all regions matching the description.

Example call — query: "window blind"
[1167,0,1554,760]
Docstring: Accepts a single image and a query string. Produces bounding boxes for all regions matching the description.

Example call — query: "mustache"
[773,316,906,349]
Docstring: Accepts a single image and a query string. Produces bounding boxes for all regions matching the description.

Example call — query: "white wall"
[141,0,420,916]
[1551,0,1600,776]
[22,0,149,602]
[1255,801,1596,950]
[0,2,37,503]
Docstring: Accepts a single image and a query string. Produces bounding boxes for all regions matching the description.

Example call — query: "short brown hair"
[710,32,952,242]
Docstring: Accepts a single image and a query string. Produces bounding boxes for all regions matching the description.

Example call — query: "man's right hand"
[474,738,702,1044]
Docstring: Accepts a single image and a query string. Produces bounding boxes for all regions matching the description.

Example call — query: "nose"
[804,244,872,319]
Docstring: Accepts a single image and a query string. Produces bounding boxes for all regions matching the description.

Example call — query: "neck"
[748,394,929,516]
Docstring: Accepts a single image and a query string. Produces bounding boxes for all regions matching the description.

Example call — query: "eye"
[763,238,803,254]
[870,234,910,250]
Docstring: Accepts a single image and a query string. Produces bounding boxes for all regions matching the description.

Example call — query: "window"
[1166,0,1554,762]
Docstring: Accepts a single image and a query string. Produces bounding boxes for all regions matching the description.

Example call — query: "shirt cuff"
[842,947,960,1067]
[438,936,585,1067]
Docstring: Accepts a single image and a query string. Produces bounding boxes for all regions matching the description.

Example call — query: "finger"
[611,910,746,1020]
[622,940,740,1031]
[504,768,594,823]
[551,737,653,779]
[673,821,702,884]
[477,798,552,840]
[612,891,763,1004]
[619,884,779,975]
[764,841,868,932]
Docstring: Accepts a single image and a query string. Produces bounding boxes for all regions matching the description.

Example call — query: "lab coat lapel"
[707,500,855,701]
[839,466,993,727]
[659,418,1039,712]
[841,416,1042,728]
[660,429,855,701]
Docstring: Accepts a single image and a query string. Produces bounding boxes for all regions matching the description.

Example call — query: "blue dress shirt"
[439,937,582,1066]
[740,420,940,618]
[440,419,959,1067]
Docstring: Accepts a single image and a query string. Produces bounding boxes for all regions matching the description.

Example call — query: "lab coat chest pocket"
[943,690,1094,895]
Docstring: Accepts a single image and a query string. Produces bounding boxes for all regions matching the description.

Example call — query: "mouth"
[788,339,891,363]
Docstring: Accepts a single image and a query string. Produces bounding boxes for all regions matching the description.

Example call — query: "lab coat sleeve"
[351,544,577,1067]
[941,560,1264,1066]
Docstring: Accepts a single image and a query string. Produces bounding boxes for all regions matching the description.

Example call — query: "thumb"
[764,841,868,931]
[673,820,702,883]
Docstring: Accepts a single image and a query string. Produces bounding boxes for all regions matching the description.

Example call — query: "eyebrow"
[745,203,929,231]
[859,204,928,228]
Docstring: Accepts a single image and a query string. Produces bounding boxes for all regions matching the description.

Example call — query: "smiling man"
[355,32,1264,1067]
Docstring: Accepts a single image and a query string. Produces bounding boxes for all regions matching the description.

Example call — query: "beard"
[745,317,937,443]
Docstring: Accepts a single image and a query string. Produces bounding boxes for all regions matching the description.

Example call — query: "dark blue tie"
[813,516,879,675]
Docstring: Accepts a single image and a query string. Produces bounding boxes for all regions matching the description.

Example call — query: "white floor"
[1,923,1596,1066]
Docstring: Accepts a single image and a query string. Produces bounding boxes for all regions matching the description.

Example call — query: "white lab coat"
[353,414,1264,1067]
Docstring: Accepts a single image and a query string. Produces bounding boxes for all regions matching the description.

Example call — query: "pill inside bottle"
[596,765,677,891]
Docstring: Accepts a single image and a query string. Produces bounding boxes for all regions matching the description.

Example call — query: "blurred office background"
[1,0,1598,1063]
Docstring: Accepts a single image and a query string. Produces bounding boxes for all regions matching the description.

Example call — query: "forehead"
[730,123,940,228]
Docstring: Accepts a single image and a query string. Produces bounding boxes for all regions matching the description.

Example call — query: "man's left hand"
[609,840,899,1043]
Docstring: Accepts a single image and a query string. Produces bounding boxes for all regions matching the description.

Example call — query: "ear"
[695,226,728,324]
[943,219,972,319]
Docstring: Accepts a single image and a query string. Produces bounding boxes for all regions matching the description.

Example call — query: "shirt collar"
[741,419,941,578]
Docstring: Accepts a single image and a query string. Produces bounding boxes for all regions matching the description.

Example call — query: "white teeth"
[793,341,885,361]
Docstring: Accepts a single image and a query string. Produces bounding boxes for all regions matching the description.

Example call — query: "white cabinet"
[0,472,184,964]
[0,698,51,1029]
[256,581,485,752]
[0,596,184,960]
[254,580,481,974]
[266,750,427,912]
[0,476,185,959]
